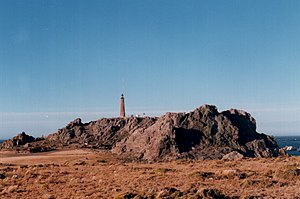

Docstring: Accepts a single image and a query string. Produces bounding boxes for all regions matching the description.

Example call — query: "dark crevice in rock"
[174,128,203,153]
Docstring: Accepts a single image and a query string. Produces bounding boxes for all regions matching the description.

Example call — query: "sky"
[0,0,300,139]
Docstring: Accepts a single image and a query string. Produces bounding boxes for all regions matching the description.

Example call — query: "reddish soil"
[0,149,300,198]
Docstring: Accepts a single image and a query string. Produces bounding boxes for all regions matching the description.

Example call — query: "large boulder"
[222,151,244,160]
[112,105,282,160]
[0,132,36,149]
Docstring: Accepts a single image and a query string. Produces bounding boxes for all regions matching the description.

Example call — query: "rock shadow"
[174,128,203,153]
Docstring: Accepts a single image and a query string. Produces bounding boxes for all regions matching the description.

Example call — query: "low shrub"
[275,165,300,180]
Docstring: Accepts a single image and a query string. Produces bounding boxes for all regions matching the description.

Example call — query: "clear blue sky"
[1,0,300,139]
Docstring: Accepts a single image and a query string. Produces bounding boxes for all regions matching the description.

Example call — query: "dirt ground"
[0,149,300,199]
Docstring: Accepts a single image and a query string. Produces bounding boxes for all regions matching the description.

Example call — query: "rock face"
[0,105,283,160]
[46,117,157,149]
[112,105,281,160]
[0,132,36,149]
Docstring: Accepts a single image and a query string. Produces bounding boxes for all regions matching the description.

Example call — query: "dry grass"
[0,149,300,198]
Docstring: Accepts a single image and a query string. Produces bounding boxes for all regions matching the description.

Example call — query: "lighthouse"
[120,94,125,118]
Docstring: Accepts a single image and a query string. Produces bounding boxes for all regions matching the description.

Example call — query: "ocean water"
[0,140,4,144]
[275,136,300,156]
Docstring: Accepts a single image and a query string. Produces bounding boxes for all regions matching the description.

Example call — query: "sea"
[275,136,300,156]
[1,137,300,156]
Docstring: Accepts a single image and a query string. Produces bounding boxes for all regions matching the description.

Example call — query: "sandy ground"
[0,149,93,165]
[1,149,300,199]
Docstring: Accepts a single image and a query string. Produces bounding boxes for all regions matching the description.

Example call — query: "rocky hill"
[0,105,284,160]
[0,132,36,149]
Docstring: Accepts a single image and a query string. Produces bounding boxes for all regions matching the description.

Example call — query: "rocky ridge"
[0,105,284,160]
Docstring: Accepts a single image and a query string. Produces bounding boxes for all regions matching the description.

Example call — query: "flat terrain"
[0,149,300,198]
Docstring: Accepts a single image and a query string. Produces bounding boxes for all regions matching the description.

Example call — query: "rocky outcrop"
[46,117,157,149]
[0,105,283,160]
[0,132,36,149]
[112,105,281,160]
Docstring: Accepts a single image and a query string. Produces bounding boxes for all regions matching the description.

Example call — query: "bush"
[275,165,300,180]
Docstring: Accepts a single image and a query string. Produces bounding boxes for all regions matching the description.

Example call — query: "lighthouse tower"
[120,94,125,118]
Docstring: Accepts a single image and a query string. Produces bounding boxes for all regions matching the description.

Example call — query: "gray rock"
[1,104,284,160]
[112,104,283,160]
[0,132,36,149]
[222,151,244,160]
